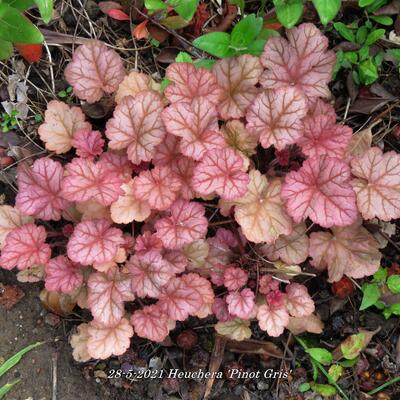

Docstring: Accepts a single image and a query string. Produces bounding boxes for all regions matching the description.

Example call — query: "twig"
[51,352,58,400]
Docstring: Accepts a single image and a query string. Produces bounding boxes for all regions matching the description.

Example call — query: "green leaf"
[175,51,192,63]
[341,333,366,360]
[386,48,400,61]
[2,0,34,11]
[339,357,358,367]
[306,348,333,366]
[145,0,167,12]
[328,364,344,382]
[310,358,319,381]
[344,51,358,64]
[257,28,280,40]
[160,78,171,92]
[231,14,263,49]
[0,378,21,399]
[246,39,267,56]
[310,383,337,396]
[229,0,245,12]
[299,382,311,392]
[383,307,392,319]
[273,0,303,29]
[358,59,378,85]
[161,15,190,29]
[312,0,341,25]
[366,0,387,12]
[359,0,375,6]
[193,32,233,58]
[174,0,199,21]
[33,0,53,23]
[369,15,393,26]
[356,26,368,44]
[334,22,356,42]
[364,28,385,45]
[360,283,380,310]
[374,51,384,66]
[373,267,387,283]
[194,59,216,69]
[358,45,370,61]
[387,275,400,294]
[388,303,400,316]
[0,4,44,43]
[0,38,12,60]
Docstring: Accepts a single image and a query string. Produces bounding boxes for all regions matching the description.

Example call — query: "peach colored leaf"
[259,274,279,295]
[183,239,209,270]
[246,87,308,150]
[38,100,91,154]
[222,120,258,158]
[130,304,169,342]
[70,323,91,362]
[260,223,309,265]
[65,40,125,103]
[0,206,33,249]
[182,273,214,318]
[298,115,352,158]
[153,134,181,166]
[260,23,336,100]
[67,219,124,266]
[155,200,208,250]
[162,98,225,161]
[0,224,51,270]
[87,317,133,359]
[134,231,163,254]
[287,314,324,335]
[192,148,249,200]
[257,302,289,337]
[45,255,83,294]
[213,55,263,119]
[226,288,255,319]
[62,158,123,206]
[88,269,134,326]
[71,128,104,158]
[76,200,111,222]
[115,71,159,104]
[127,251,174,298]
[309,222,381,282]
[351,147,400,221]
[285,283,314,317]
[16,159,70,221]
[281,156,357,228]
[223,266,248,291]
[215,318,251,341]
[234,170,293,244]
[110,181,151,224]
[164,62,223,104]
[105,91,166,164]
[158,276,203,321]
[132,166,182,211]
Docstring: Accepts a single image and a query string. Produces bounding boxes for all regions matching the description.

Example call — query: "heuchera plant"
[1,23,400,361]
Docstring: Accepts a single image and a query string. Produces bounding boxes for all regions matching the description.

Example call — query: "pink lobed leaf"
[164,62,223,105]
[170,157,197,200]
[285,283,314,317]
[105,91,166,164]
[98,151,133,181]
[155,199,208,250]
[134,231,163,254]
[246,87,308,150]
[163,251,188,274]
[16,159,70,221]
[115,71,159,104]
[152,134,182,166]
[260,23,336,100]
[0,205,33,249]
[130,304,170,342]
[65,40,125,103]
[212,297,233,322]
[257,301,289,337]
[88,269,134,326]
[192,148,249,200]
[215,228,240,249]
[351,147,400,221]
[223,266,248,291]
[213,55,263,119]
[45,255,83,294]
[0,224,51,270]
[281,156,358,228]
[67,219,124,266]
[226,288,255,320]
[71,128,105,158]
[259,274,279,295]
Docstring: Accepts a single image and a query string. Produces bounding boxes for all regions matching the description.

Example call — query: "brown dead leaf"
[348,120,380,157]
[287,313,324,335]
[225,338,283,358]
[0,282,24,309]
[204,334,226,400]
[40,289,76,316]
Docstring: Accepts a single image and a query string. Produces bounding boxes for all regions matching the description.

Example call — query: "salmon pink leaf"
[234,170,293,244]
[132,166,182,211]
[16,159,70,221]
[0,206,33,249]
[106,91,166,164]
[65,40,125,103]
[98,152,133,181]
[297,115,352,158]
[192,148,249,200]
[182,273,214,318]
[38,100,91,154]
[88,269,134,326]
[223,266,248,291]
[164,62,223,104]
[212,297,233,322]
[163,251,188,274]
[246,87,308,150]
[213,55,263,119]
[62,158,123,206]
[0,224,51,270]
[259,274,279,295]
[127,251,174,298]
[115,71,159,104]
[257,302,289,337]
[309,222,381,282]
[45,255,83,294]
[71,128,104,158]
[222,120,258,159]
[87,317,133,359]
[155,200,208,250]
[130,304,170,342]
[351,147,400,221]
[215,228,240,249]
[67,219,124,266]
[153,134,181,166]
[170,157,197,200]
[226,288,255,320]
[134,232,163,254]
[158,276,203,321]
[162,98,225,161]
[285,283,314,317]
[281,156,357,228]
[260,23,336,100]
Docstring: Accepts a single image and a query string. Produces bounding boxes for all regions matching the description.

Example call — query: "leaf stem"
[367,376,400,395]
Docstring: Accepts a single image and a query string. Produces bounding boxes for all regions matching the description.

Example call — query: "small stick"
[51,352,58,400]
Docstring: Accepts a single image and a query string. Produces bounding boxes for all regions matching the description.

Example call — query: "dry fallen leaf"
[0,282,25,309]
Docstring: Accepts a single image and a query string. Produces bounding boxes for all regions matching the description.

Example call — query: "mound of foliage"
[1,23,399,361]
